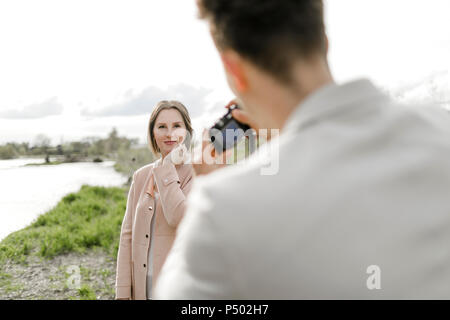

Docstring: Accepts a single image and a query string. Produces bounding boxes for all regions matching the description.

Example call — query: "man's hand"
[231,109,259,132]
[228,100,275,141]
[224,99,259,132]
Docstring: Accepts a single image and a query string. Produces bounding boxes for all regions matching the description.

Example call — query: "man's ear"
[220,51,248,92]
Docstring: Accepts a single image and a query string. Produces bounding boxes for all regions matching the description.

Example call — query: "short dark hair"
[197,0,326,84]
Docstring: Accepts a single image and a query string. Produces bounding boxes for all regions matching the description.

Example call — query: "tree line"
[0,128,140,162]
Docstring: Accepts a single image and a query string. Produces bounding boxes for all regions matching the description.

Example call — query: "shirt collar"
[154,156,163,168]
[282,78,387,135]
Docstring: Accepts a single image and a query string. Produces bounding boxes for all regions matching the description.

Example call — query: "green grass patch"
[75,284,97,300]
[0,271,13,287]
[24,161,64,166]
[0,185,128,263]
[0,271,24,294]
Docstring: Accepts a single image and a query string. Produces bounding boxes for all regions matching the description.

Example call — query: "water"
[0,158,128,241]
[0,157,45,169]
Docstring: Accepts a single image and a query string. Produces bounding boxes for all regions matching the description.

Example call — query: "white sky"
[0,0,449,145]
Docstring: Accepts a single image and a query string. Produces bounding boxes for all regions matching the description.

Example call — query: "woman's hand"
[163,142,190,166]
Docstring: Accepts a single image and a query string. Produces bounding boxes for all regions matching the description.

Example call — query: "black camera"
[209,103,252,153]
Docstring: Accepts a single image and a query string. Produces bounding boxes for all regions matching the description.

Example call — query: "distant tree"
[0,144,18,159]
[105,127,120,154]
[56,144,63,155]
[20,142,30,155]
[33,134,51,149]
[31,134,52,159]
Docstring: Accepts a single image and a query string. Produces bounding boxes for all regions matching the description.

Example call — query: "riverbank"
[0,185,128,300]
[23,155,108,167]
[17,144,155,183]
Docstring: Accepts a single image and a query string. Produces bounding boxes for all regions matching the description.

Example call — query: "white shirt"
[154,79,450,299]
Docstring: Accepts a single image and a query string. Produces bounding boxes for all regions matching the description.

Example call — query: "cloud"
[0,97,63,119]
[81,83,214,118]
[389,70,450,109]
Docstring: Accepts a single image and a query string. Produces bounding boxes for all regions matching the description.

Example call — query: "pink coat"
[115,160,194,300]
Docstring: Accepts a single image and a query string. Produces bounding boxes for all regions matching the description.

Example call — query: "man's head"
[197,0,332,130]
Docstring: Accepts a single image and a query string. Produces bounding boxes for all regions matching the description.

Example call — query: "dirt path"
[0,249,117,300]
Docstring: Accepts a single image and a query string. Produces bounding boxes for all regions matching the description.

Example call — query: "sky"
[0,0,449,145]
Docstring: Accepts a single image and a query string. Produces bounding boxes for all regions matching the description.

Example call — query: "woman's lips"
[164,141,177,145]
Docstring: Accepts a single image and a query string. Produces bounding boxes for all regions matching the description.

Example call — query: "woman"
[115,100,194,300]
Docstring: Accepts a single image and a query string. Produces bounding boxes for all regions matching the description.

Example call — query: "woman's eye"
[158,125,165,129]
[174,124,181,128]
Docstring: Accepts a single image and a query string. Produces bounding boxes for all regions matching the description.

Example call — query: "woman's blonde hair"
[147,100,193,156]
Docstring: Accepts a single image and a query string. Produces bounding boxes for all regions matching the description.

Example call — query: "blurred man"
[155,0,450,299]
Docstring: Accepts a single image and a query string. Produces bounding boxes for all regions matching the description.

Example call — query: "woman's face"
[153,108,187,157]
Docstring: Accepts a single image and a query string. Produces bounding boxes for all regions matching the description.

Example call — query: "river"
[0,158,128,241]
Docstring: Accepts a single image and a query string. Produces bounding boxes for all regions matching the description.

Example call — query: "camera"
[209,103,252,153]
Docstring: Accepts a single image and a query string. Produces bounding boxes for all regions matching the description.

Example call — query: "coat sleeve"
[152,163,194,228]
[153,182,238,299]
[115,171,137,299]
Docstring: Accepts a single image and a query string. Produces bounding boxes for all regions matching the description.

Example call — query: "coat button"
[143,264,146,268]
[164,178,168,183]
[148,206,152,210]
[146,234,149,238]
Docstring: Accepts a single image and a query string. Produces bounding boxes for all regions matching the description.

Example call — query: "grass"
[0,272,13,287]
[66,284,97,300]
[0,271,24,293]
[78,284,97,300]
[24,161,64,166]
[0,185,128,264]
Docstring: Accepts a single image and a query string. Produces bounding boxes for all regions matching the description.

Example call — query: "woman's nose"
[166,129,174,137]
[167,128,185,141]
[166,131,177,141]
